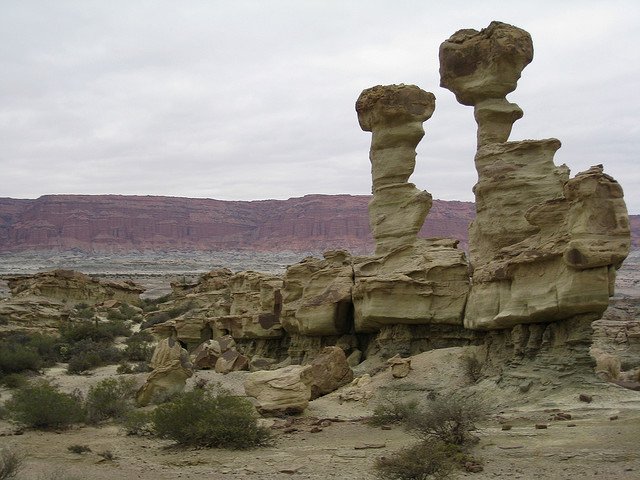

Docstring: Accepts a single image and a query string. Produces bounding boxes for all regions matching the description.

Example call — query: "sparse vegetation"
[5,381,84,429]
[123,330,154,362]
[152,386,272,448]
[67,444,91,454]
[374,439,453,480]
[0,448,22,480]
[369,396,420,426]
[122,410,154,436]
[85,377,136,424]
[0,373,28,389]
[408,394,485,445]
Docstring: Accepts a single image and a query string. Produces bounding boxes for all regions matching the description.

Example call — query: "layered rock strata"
[439,21,631,330]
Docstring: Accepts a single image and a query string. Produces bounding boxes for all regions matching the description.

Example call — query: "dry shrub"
[0,449,22,480]
[408,394,486,446]
[374,439,453,480]
[369,396,420,426]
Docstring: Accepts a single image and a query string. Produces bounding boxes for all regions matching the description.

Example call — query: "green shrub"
[122,410,154,436]
[64,339,124,374]
[141,294,173,312]
[60,320,131,344]
[5,381,84,429]
[0,373,28,389]
[369,396,420,426]
[85,377,136,424]
[374,439,453,480]
[0,448,22,480]
[0,345,42,376]
[123,332,154,362]
[140,312,170,329]
[408,394,485,446]
[152,387,272,448]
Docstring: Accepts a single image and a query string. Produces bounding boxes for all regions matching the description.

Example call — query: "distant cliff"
[0,194,636,253]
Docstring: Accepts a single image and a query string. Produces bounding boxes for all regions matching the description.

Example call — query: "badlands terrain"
[0,252,637,480]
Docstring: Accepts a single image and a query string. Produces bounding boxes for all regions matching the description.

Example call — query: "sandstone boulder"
[244,365,312,415]
[137,335,193,406]
[299,346,354,399]
[387,354,412,378]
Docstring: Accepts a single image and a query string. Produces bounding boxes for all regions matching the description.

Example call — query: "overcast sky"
[2,1,639,213]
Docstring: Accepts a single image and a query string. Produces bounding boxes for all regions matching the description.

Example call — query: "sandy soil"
[2,351,640,480]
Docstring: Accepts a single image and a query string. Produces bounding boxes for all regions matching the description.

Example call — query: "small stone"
[501,425,513,431]
[464,461,484,473]
[381,425,392,431]
[567,423,577,427]
[310,426,323,433]
[534,424,548,429]
[609,415,619,421]
[579,393,593,403]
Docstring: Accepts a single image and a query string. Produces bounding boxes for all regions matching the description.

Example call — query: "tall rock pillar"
[440,21,630,330]
[355,84,435,255]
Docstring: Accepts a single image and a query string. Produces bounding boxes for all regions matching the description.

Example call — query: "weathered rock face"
[6,269,144,305]
[440,21,631,330]
[281,250,354,336]
[147,269,284,349]
[356,84,435,255]
[243,365,312,415]
[353,239,468,332]
[136,335,194,406]
[352,84,471,334]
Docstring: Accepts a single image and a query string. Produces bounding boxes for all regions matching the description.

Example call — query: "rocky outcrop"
[281,250,354,336]
[137,334,194,406]
[353,84,470,332]
[6,269,144,305]
[440,21,631,330]
[353,239,468,332]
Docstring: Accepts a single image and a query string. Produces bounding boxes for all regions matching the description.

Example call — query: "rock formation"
[439,21,631,330]
[243,365,312,415]
[136,327,194,406]
[6,269,143,305]
[352,85,470,332]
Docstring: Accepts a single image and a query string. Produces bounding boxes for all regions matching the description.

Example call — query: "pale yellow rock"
[356,84,435,255]
[440,22,631,330]
[136,334,193,406]
[6,269,144,305]
[387,354,412,378]
[352,239,469,332]
[243,365,312,415]
[281,250,353,336]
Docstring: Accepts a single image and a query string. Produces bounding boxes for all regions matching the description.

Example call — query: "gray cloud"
[1,0,639,213]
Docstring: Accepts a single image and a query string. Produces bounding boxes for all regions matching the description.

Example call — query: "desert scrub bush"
[152,386,272,448]
[369,396,420,426]
[140,301,195,329]
[60,319,131,343]
[85,377,136,424]
[408,394,486,446]
[0,448,22,480]
[374,439,453,480]
[123,331,154,362]
[65,339,124,374]
[0,315,9,326]
[0,345,41,376]
[122,410,154,436]
[5,381,84,429]
[72,303,95,320]
[0,373,28,389]
[141,293,172,312]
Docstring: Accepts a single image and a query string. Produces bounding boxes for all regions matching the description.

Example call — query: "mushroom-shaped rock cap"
[356,84,435,131]
[439,21,533,106]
